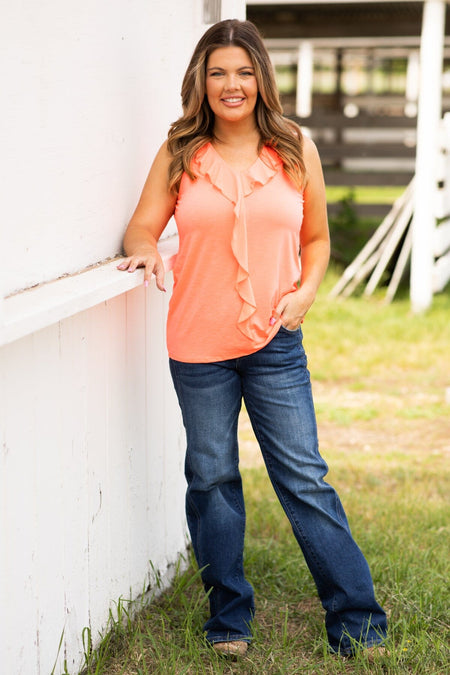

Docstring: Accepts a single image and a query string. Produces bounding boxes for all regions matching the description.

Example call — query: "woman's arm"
[274,135,330,329]
[117,141,177,290]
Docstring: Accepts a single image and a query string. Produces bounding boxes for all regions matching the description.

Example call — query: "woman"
[118,19,387,659]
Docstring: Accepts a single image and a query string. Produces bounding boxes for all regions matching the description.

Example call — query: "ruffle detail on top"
[193,142,282,341]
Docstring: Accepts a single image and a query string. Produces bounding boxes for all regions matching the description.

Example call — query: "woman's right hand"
[117,247,166,291]
[117,140,177,291]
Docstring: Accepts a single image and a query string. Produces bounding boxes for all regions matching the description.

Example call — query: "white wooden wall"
[0,276,188,675]
[0,0,246,298]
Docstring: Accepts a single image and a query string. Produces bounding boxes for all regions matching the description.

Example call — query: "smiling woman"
[117,18,387,661]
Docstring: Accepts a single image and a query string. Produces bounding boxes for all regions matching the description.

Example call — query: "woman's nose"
[224,74,239,90]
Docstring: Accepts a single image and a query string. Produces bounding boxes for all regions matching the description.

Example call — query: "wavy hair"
[167,19,305,192]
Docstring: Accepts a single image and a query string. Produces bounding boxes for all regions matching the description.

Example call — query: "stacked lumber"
[329,180,415,302]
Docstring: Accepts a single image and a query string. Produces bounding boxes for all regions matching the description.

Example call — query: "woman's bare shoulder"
[302,134,319,159]
[153,139,174,167]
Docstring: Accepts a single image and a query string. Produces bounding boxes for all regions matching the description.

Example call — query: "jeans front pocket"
[279,324,300,334]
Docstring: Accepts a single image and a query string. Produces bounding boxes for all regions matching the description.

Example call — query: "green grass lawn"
[76,271,450,675]
[326,186,405,204]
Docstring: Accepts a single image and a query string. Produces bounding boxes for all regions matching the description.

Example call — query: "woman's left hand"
[270,137,330,332]
[271,287,315,331]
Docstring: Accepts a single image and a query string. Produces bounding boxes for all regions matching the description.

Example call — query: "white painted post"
[296,41,313,118]
[405,51,420,117]
[410,0,446,312]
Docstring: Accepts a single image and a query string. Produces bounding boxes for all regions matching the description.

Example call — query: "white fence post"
[410,0,446,312]
[405,50,420,117]
[296,41,313,119]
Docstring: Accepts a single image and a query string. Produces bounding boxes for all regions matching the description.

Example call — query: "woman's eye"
[240,71,254,77]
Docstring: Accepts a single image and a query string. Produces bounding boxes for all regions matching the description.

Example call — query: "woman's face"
[205,46,258,125]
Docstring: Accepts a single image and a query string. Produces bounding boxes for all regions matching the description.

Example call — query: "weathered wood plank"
[59,313,91,673]
[85,301,115,637]
[328,202,392,218]
[0,237,179,349]
[324,170,413,187]
[365,194,414,296]
[292,113,417,129]
[385,226,413,304]
[158,277,188,565]
[0,334,39,674]
[317,143,416,160]
[105,295,132,603]
[126,285,153,597]
[33,328,64,671]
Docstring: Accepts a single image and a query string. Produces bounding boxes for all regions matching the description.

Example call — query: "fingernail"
[162,287,167,292]
[144,280,149,287]
[301,319,304,324]
[269,316,276,326]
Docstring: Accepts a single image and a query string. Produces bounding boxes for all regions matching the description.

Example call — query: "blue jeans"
[169,326,387,654]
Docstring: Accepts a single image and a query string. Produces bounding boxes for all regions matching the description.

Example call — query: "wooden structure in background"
[291,111,417,217]
[247,0,450,308]
[329,111,450,300]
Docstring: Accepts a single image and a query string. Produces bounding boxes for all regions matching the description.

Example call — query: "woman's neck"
[212,118,260,149]
[211,118,262,171]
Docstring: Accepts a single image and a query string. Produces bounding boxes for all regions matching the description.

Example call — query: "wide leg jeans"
[169,326,387,654]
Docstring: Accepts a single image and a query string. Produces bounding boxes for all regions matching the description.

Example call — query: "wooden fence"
[292,112,416,217]
[329,113,450,301]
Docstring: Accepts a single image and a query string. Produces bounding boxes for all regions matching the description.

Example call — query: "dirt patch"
[238,381,450,470]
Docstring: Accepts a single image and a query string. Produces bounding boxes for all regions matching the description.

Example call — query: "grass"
[326,186,404,205]
[74,270,449,674]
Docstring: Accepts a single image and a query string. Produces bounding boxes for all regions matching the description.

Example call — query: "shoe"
[332,644,387,661]
[212,640,249,657]
[366,645,387,662]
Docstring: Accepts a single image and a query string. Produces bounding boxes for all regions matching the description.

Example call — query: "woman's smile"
[221,97,246,106]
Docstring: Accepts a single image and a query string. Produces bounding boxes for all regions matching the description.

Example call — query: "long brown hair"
[167,19,305,192]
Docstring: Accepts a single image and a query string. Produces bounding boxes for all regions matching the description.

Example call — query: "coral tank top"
[167,142,304,363]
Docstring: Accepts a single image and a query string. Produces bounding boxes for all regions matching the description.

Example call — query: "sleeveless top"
[167,142,304,363]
